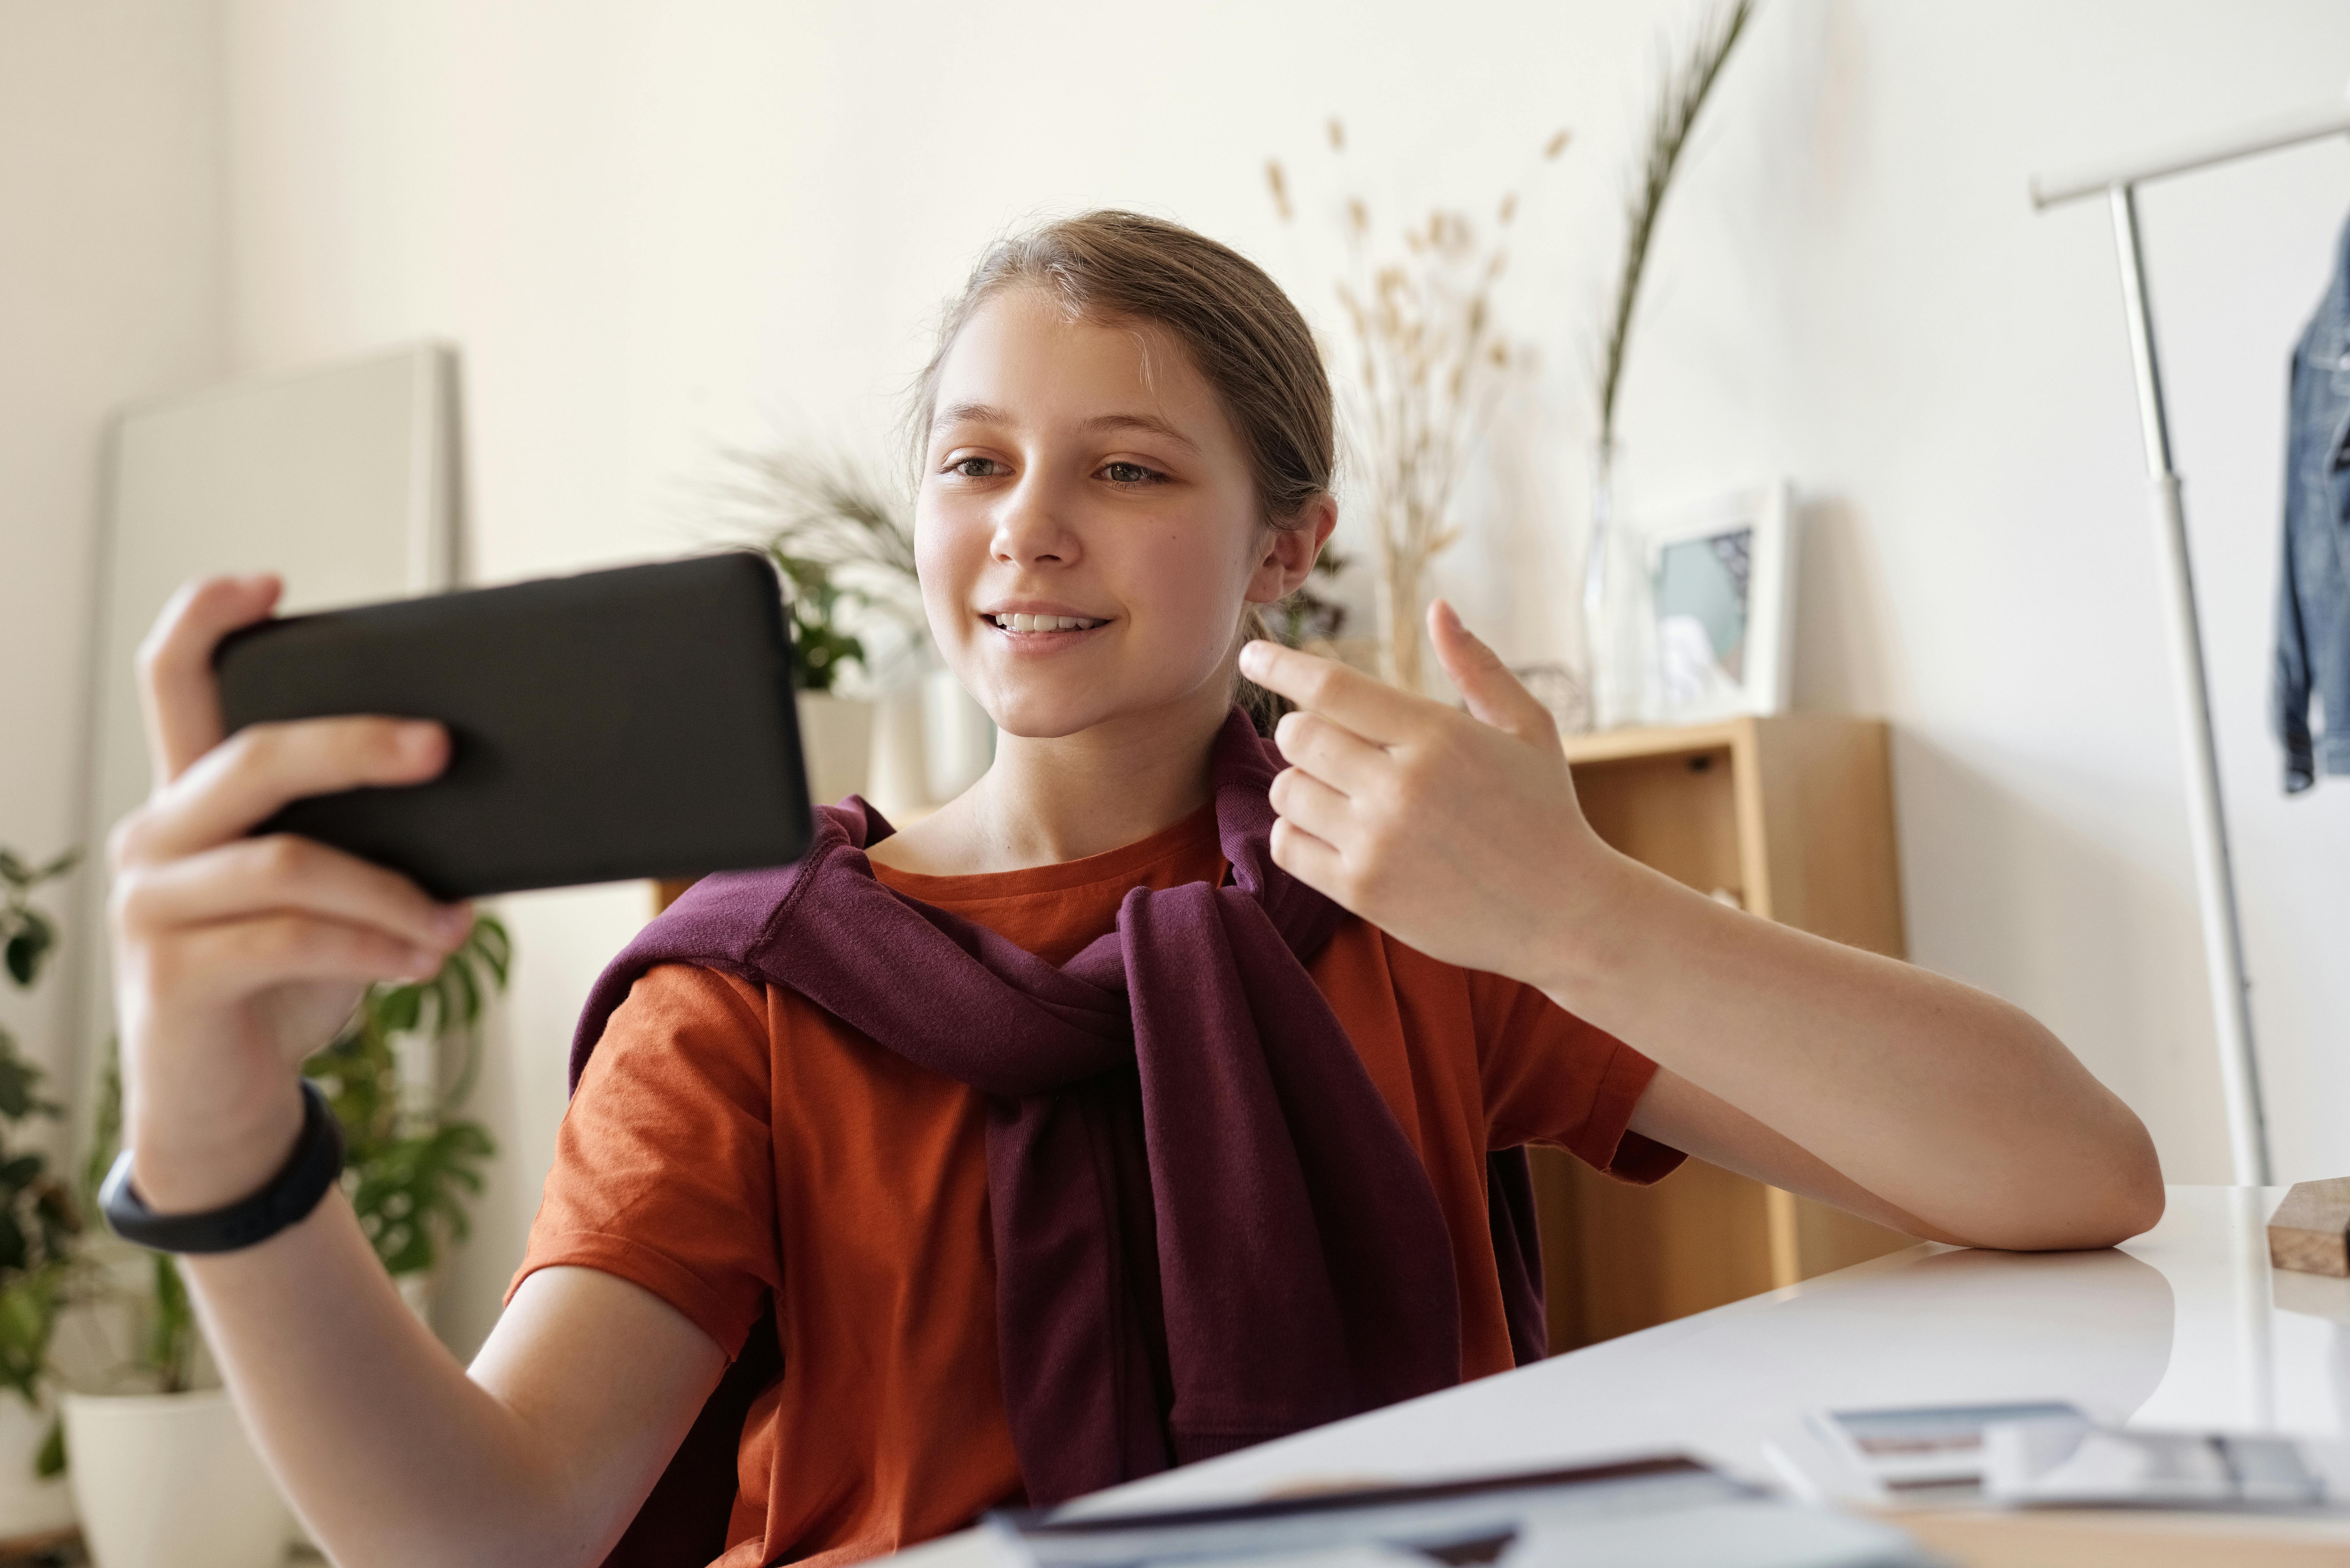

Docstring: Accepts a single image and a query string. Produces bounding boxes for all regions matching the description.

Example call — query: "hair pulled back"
[913,210,1334,731]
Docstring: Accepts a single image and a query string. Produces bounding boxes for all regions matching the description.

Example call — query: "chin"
[972,668,1225,742]
[982,689,1126,740]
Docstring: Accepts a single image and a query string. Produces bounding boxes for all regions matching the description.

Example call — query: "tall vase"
[1581,444,1653,730]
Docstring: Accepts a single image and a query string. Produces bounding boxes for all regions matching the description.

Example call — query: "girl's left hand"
[1240,600,1632,990]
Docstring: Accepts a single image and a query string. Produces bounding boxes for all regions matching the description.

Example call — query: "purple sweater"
[574,710,1543,1566]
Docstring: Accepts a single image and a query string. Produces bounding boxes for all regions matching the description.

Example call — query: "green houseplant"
[61,914,511,1568]
[722,442,921,692]
[80,909,512,1398]
[0,849,84,1413]
[723,445,927,806]
[0,847,89,1534]
[302,912,508,1285]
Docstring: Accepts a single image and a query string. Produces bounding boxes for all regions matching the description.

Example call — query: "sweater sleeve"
[507,963,780,1360]
[1468,970,1685,1184]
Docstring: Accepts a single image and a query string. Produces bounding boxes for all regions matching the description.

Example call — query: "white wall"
[180,0,2350,1346]
[0,1,224,1097]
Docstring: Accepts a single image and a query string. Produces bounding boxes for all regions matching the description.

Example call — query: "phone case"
[213,553,812,900]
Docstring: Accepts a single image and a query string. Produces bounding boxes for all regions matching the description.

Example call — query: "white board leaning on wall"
[72,343,459,1114]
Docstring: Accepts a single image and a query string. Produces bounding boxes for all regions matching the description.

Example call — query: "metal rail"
[2034,103,2350,210]
[2028,103,2350,1184]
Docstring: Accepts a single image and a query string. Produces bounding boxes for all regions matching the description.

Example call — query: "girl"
[107,211,2161,1568]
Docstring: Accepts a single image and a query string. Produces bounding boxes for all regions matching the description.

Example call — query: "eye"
[946,456,1005,479]
[1099,460,1165,486]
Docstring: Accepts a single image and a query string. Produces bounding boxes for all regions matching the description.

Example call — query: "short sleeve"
[1470,970,1685,1185]
[507,963,780,1359]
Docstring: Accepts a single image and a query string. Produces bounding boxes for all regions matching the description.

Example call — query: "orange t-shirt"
[512,805,1680,1568]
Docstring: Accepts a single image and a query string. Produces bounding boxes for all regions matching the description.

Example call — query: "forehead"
[929,287,1232,443]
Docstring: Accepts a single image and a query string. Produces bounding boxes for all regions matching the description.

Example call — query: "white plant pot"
[63,1389,292,1568]
[864,684,932,821]
[797,692,875,809]
[0,1392,74,1538]
[922,669,995,802]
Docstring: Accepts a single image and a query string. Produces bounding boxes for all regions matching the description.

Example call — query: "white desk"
[895,1187,2350,1567]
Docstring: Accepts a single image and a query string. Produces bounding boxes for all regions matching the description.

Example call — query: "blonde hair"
[913,210,1333,732]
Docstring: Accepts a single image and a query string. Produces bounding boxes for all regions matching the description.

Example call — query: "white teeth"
[991,613,1103,632]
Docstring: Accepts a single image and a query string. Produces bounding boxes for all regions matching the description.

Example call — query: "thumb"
[1428,600,1551,740]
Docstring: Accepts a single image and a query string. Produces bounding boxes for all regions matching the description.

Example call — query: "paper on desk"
[1981,1415,2338,1510]
[988,1456,1937,1568]
[1795,1401,2096,1504]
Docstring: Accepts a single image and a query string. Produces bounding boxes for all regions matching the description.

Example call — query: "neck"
[870,682,1235,877]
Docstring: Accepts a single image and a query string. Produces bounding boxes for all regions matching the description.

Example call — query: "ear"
[1244,494,1339,604]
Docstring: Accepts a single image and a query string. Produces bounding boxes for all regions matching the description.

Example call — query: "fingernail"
[404,947,443,979]
[402,722,444,761]
[434,904,473,942]
[1239,641,1270,677]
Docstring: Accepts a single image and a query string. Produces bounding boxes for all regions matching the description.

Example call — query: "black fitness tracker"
[99,1078,345,1255]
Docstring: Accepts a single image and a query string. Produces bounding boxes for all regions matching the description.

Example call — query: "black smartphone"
[213,553,812,900]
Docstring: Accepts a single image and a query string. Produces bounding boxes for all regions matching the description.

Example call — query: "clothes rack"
[2031,101,2350,1187]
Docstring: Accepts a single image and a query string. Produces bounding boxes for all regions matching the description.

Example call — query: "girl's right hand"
[108,575,472,1214]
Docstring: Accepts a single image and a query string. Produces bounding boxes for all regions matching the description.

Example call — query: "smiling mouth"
[985,613,1109,633]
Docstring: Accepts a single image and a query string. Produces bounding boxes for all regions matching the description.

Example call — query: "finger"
[1269,816,1349,901]
[115,834,470,955]
[1428,600,1553,741]
[1239,640,1427,746]
[124,717,448,863]
[1272,708,1388,795]
[158,912,448,1000]
[1267,765,1354,846]
[138,575,284,787]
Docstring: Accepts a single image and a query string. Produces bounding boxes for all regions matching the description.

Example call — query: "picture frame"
[1638,480,1797,723]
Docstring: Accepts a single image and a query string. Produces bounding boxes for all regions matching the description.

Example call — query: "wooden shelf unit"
[1532,712,1915,1354]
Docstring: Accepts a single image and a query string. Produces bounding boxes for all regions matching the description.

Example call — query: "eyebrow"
[930,401,1012,432]
[929,402,1201,454]
[1083,412,1200,453]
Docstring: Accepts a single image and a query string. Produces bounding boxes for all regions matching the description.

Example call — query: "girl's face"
[918,287,1320,740]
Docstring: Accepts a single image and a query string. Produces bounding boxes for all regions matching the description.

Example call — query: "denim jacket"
[2274,210,2350,792]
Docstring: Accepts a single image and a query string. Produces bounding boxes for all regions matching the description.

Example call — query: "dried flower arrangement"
[1269,121,1568,694]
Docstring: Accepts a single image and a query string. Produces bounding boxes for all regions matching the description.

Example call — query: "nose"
[990,471,1081,570]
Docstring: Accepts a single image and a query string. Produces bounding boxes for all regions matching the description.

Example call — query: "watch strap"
[100,1078,345,1255]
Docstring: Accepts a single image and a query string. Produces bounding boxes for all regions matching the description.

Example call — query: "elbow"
[2074,1099,2167,1248]
[2093,1129,2167,1247]
[2055,1157,2165,1251]
[1931,1095,2166,1253]
[2008,1033,2170,1250]
[1983,1112,2167,1253]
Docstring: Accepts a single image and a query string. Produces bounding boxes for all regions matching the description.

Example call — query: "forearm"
[180,1193,585,1568]
[109,578,717,1566]
[1243,623,2162,1251]
[1544,854,2162,1250]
